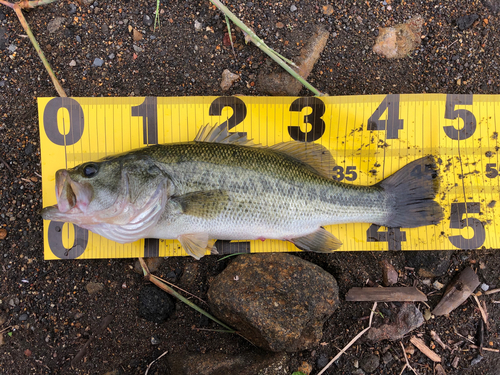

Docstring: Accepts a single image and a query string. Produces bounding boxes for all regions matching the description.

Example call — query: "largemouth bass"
[41,124,443,259]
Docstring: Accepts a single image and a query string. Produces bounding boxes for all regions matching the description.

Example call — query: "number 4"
[367,94,404,139]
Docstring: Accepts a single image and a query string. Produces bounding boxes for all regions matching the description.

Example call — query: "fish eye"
[82,164,99,178]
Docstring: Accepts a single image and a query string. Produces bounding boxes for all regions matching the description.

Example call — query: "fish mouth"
[41,170,93,221]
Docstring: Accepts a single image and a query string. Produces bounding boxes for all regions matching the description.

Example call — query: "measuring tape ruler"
[38,94,500,260]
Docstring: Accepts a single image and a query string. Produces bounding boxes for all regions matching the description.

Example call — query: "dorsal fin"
[195,124,258,146]
[268,142,336,179]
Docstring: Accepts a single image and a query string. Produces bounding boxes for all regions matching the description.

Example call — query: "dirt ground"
[1,0,500,374]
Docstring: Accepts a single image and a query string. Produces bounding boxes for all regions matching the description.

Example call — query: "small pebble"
[76,35,81,43]
[194,20,202,31]
[433,280,444,290]
[143,15,153,26]
[290,4,297,12]
[480,283,489,291]
[8,44,17,53]
[471,355,483,366]
[92,57,104,67]
[68,3,77,14]
[108,53,115,59]
[19,313,28,321]
[0,228,7,240]
[317,353,329,368]
[69,60,76,67]
[133,45,143,53]
[151,335,160,345]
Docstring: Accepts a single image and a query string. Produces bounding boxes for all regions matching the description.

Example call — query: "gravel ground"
[1,0,499,374]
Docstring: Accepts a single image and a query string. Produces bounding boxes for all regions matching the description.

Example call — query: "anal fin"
[178,233,214,260]
[289,228,342,253]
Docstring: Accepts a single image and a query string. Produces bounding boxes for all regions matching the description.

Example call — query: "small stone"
[220,69,240,91]
[322,5,334,16]
[276,22,284,29]
[194,20,203,31]
[380,260,398,286]
[133,28,143,41]
[457,14,479,31]
[69,60,76,67]
[373,15,424,59]
[86,282,104,294]
[92,58,104,67]
[24,349,32,357]
[360,354,380,374]
[471,355,483,366]
[47,17,66,33]
[133,45,143,53]
[139,285,175,324]
[382,351,393,364]
[0,228,7,240]
[108,53,115,59]
[433,280,444,290]
[143,15,153,26]
[151,335,160,345]
[290,4,297,12]
[8,44,17,53]
[481,283,489,291]
[0,12,5,21]
[424,308,432,321]
[19,313,28,321]
[76,35,81,43]
[68,3,77,14]
[366,303,424,342]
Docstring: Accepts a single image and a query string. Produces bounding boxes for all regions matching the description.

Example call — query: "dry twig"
[145,350,169,375]
[410,336,441,362]
[317,302,377,375]
[473,295,490,330]
[399,341,419,375]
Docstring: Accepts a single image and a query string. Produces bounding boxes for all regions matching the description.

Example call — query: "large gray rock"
[208,253,339,352]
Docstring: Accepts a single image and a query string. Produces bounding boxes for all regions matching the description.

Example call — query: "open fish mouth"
[41,170,93,220]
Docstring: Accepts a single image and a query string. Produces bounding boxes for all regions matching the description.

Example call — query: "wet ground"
[1,0,500,374]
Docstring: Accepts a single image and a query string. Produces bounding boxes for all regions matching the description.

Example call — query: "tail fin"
[377,156,443,228]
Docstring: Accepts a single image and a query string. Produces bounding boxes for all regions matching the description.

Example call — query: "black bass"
[41,124,443,259]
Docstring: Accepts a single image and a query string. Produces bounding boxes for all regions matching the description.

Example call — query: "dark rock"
[0,12,5,21]
[143,14,153,26]
[167,351,289,375]
[316,353,329,368]
[68,4,77,15]
[150,335,160,345]
[404,251,451,278]
[24,144,33,156]
[482,0,500,13]
[138,285,175,324]
[0,27,6,50]
[19,313,28,321]
[360,353,380,373]
[471,355,483,365]
[382,351,393,364]
[365,303,424,342]
[457,14,479,31]
[208,253,339,352]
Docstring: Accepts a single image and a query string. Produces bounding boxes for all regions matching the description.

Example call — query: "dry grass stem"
[410,336,441,362]
[473,295,490,330]
[317,302,377,375]
[399,341,419,375]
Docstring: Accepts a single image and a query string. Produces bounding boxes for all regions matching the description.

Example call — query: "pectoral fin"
[171,190,229,219]
[290,228,342,253]
[178,233,215,260]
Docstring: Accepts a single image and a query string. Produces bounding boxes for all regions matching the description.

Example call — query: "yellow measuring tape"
[38,95,500,260]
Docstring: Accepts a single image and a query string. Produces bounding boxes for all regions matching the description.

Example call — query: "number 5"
[443,94,476,140]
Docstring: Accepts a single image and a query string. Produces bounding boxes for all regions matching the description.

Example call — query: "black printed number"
[209,97,247,131]
[367,94,404,139]
[43,97,85,146]
[332,166,357,182]
[448,202,485,249]
[366,224,406,251]
[443,94,476,140]
[132,97,158,145]
[288,97,326,142]
[485,163,498,179]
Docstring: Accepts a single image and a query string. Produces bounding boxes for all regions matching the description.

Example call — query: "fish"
[41,124,444,259]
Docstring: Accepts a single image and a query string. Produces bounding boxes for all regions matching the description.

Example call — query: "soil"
[1,0,500,374]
